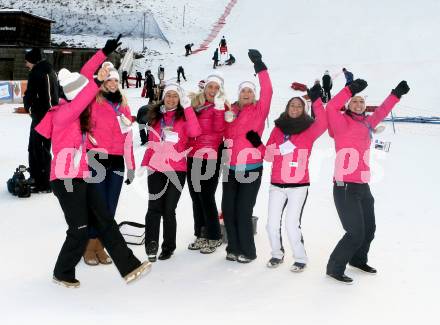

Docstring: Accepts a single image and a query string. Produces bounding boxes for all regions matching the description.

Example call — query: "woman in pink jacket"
[82,61,135,266]
[255,84,327,272]
[35,38,150,288]
[326,79,410,284]
[140,83,201,262]
[221,49,273,263]
[186,73,227,254]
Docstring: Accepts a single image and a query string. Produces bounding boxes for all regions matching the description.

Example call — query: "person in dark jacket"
[225,54,236,65]
[212,48,219,69]
[135,70,142,88]
[185,43,194,56]
[23,48,59,193]
[342,68,354,86]
[322,70,333,103]
[177,66,186,83]
[121,70,129,89]
[144,70,156,103]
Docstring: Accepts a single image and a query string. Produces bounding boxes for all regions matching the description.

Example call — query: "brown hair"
[145,100,185,126]
[79,106,92,134]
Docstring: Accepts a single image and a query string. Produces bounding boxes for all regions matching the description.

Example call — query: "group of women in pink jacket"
[35,34,410,287]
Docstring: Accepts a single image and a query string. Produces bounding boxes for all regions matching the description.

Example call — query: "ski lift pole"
[390,111,396,134]
[142,12,146,52]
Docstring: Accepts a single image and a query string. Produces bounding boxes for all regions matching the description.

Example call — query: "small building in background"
[0,9,120,81]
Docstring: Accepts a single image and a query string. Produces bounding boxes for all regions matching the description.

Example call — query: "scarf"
[274,112,314,135]
[103,90,122,104]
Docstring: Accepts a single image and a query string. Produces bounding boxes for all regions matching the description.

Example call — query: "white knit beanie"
[238,81,257,95]
[105,68,120,81]
[162,82,183,99]
[58,68,89,101]
[205,72,224,88]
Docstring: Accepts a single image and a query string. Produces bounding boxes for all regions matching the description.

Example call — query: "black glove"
[348,78,368,96]
[246,130,262,148]
[94,77,103,87]
[307,84,322,103]
[391,80,410,99]
[248,49,267,73]
[102,34,122,56]
[125,169,135,185]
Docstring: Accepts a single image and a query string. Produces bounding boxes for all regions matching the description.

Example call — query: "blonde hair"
[189,88,231,110]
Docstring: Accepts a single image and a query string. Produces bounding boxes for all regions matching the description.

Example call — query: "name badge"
[279,140,295,156]
[289,161,298,168]
[73,145,82,168]
[117,116,132,134]
[164,130,179,143]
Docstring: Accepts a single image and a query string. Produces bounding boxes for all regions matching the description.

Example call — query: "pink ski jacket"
[86,101,135,170]
[35,50,106,180]
[141,107,202,172]
[187,101,225,160]
[265,99,327,184]
[224,70,273,167]
[327,87,400,183]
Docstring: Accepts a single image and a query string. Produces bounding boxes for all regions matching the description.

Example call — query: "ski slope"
[0,0,439,324]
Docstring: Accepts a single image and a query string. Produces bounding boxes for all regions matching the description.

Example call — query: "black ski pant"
[177,70,186,83]
[28,119,51,189]
[51,179,141,281]
[327,182,376,276]
[122,78,129,89]
[136,79,141,88]
[221,166,263,259]
[145,171,186,253]
[187,157,221,240]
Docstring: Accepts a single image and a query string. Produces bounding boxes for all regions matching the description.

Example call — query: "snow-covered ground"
[1,0,439,324]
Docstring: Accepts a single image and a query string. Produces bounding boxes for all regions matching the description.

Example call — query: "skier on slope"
[325,78,410,284]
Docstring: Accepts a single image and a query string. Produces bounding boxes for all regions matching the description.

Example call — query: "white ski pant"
[266,185,309,263]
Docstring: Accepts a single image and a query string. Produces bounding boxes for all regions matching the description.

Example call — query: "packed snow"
[0,0,439,324]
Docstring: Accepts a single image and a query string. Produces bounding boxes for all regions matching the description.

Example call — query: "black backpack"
[7,165,31,198]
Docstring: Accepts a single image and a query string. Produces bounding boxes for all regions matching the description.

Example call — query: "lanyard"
[160,116,175,140]
[350,115,373,139]
[283,133,290,142]
[107,100,122,116]
[195,103,214,113]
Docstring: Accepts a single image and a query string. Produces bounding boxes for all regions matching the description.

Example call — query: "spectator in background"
[322,70,333,103]
[212,48,219,69]
[225,54,236,66]
[136,70,142,88]
[342,68,354,86]
[144,70,156,103]
[23,47,59,193]
[185,43,194,56]
[158,64,165,81]
[177,66,187,84]
[122,70,129,89]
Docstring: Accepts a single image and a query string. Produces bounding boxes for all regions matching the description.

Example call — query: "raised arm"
[367,81,409,128]
[305,98,328,142]
[80,34,122,79]
[248,49,273,120]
